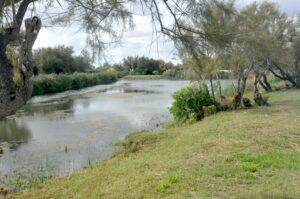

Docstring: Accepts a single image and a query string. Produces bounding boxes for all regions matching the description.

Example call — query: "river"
[0,79,233,189]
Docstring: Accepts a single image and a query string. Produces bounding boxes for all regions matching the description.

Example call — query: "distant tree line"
[32,46,94,75]
[101,56,176,76]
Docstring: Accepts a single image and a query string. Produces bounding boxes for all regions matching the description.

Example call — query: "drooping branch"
[151,0,206,43]
[268,62,296,87]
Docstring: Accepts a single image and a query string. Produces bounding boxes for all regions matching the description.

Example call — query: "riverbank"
[14,89,300,198]
[123,75,163,80]
[32,71,118,96]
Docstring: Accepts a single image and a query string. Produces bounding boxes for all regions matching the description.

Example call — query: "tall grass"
[32,72,118,96]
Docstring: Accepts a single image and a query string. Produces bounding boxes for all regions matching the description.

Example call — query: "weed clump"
[155,173,179,192]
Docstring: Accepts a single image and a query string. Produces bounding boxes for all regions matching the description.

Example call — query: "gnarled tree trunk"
[0,17,41,119]
[254,69,272,92]
[260,74,272,91]
[232,63,253,109]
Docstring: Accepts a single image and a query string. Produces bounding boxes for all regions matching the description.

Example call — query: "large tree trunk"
[253,73,268,106]
[261,74,272,91]
[233,75,248,109]
[254,70,272,92]
[232,63,253,109]
[0,17,41,119]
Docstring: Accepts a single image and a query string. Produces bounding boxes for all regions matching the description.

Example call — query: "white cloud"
[33,0,299,65]
[236,0,300,14]
[34,14,178,65]
[34,26,86,55]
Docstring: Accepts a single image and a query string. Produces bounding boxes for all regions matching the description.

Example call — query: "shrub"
[32,71,118,96]
[203,105,217,116]
[169,83,215,121]
[152,70,160,75]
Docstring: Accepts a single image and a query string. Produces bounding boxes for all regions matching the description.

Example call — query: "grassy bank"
[15,89,300,199]
[123,75,163,80]
[32,72,118,96]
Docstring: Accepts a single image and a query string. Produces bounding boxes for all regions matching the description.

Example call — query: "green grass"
[123,75,163,80]
[14,89,300,199]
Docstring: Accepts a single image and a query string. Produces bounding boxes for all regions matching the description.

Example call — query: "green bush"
[203,105,217,115]
[32,72,118,96]
[169,83,215,121]
[152,70,160,75]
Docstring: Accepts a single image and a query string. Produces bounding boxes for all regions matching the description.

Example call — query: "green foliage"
[122,56,166,75]
[152,70,159,75]
[203,105,217,115]
[123,75,163,80]
[87,158,93,169]
[240,165,257,173]
[26,160,50,188]
[32,72,117,96]
[155,173,179,192]
[32,46,93,75]
[169,83,215,121]
[103,56,177,77]
[6,45,19,71]
[244,172,255,179]
[187,112,199,124]
[237,151,300,170]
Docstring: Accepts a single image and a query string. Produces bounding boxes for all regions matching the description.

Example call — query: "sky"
[33,0,300,66]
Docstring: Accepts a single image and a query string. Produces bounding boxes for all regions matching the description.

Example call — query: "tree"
[115,56,167,75]
[0,0,229,118]
[32,46,92,74]
[2,0,299,118]
[0,0,133,118]
[179,1,300,107]
[292,33,300,88]
[176,0,236,102]
[33,46,74,74]
[0,11,41,118]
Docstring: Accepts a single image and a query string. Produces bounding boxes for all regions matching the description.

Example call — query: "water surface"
[0,79,232,187]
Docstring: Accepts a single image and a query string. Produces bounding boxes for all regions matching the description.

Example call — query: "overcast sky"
[33,0,300,65]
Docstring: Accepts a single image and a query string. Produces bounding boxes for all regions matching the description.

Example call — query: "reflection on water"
[0,79,233,188]
[14,99,74,120]
[0,120,31,143]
